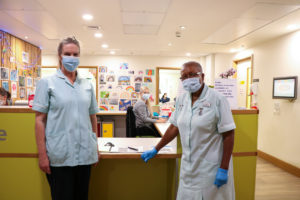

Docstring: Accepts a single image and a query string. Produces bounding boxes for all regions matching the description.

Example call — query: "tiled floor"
[255,157,300,200]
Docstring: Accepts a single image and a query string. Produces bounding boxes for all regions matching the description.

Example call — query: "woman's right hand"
[156,118,167,123]
[39,154,51,174]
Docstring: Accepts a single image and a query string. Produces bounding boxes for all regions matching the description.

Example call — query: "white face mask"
[142,93,151,100]
[182,77,202,93]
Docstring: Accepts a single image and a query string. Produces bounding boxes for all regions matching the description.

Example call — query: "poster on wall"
[99,66,107,73]
[100,91,110,98]
[138,70,143,75]
[2,81,9,91]
[10,70,18,81]
[11,82,17,98]
[106,75,115,82]
[126,86,135,93]
[214,79,238,109]
[120,91,131,99]
[22,51,29,63]
[20,87,26,98]
[120,63,129,70]
[19,76,25,87]
[1,68,9,80]
[146,69,155,76]
[99,74,106,84]
[119,99,131,111]
[144,76,152,83]
[118,76,130,85]
[99,98,109,105]
[108,99,118,105]
[134,75,143,83]
[27,77,33,87]
[99,105,109,111]
[135,83,141,92]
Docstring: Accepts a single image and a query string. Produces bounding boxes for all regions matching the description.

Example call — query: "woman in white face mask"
[32,37,99,200]
[141,61,236,200]
[133,86,167,137]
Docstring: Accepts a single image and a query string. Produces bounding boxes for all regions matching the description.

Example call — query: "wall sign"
[214,79,238,109]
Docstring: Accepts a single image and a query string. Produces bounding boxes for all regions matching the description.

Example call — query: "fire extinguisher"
[28,94,35,108]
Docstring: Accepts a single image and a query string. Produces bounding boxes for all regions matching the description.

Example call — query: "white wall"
[250,31,300,168]
[206,33,300,168]
[214,53,235,79]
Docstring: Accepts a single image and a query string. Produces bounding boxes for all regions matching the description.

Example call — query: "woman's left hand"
[93,151,101,166]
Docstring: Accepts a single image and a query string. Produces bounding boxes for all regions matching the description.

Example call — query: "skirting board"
[257,150,300,178]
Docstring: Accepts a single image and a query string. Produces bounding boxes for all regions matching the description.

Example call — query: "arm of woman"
[220,129,234,169]
[90,114,97,135]
[35,111,51,174]
[90,114,100,164]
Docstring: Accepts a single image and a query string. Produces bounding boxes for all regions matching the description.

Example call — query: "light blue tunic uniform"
[32,69,99,167]
[170,84,236,200]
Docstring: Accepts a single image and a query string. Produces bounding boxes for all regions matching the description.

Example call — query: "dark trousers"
[46,165,91,200]
[136,124,161,137]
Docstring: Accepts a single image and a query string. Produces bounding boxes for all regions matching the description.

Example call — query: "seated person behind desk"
[0,87,11,106]
[133,87,166,137]
[160,93,170,103]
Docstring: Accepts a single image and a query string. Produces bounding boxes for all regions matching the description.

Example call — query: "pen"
[128,146,138,151]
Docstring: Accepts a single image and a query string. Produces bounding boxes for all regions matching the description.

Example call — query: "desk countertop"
[0,106,259,115]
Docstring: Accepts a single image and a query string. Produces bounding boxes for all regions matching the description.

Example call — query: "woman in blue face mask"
[141,61,236,200]
[33,37,100,200]
[133,86,167,137]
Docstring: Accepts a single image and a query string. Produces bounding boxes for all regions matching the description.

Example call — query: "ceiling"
[1,0,300,57]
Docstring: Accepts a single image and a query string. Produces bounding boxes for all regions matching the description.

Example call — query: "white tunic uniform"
[170,85,236,200]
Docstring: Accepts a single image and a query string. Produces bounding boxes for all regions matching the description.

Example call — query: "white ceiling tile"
[123,25,159,35]
[0,0,44,10]
[122,12,165,25]
[120,0,171,12]
[240,3,299,20]
[5,10,66,39]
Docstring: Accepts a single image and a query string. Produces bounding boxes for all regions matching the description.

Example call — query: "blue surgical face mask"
[182,77,202,93]
[142,94,151,100]
[62,56,80,72]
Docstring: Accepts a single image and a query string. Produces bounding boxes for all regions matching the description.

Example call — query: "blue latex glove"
[141,148,158,163]
[214,168,228,188]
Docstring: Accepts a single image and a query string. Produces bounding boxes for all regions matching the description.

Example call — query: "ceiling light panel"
[123,25,160,35]
[120,0,171,12]
[122,12,165,25]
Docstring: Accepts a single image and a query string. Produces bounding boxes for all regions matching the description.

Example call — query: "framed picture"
[1,68,9,80]
[20,87,26,98]
[2,81,9,91]
[10,70,18,81]
[19,76,25,87]
[27,77,33,87]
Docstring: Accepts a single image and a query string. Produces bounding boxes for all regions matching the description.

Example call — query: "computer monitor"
[273,76,298,100]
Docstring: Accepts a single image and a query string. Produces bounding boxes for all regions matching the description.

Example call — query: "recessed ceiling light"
[110,50,115,55]
[82,14,93,21]
[230,48,237,53]
[186,52,191,57]
[168,43,172,46]
[287,24,299,31]
[94,33,103,38]
[180,26,186,30]
[102,44,108,48]
[25,36,28,39]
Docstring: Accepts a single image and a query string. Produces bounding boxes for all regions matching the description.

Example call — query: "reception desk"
[0,107,258,200]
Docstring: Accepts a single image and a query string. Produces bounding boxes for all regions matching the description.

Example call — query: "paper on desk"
[99,146,143,153]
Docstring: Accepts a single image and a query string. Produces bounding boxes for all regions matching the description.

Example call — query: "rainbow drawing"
[99,105,108,111]
[126,86,135,93]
